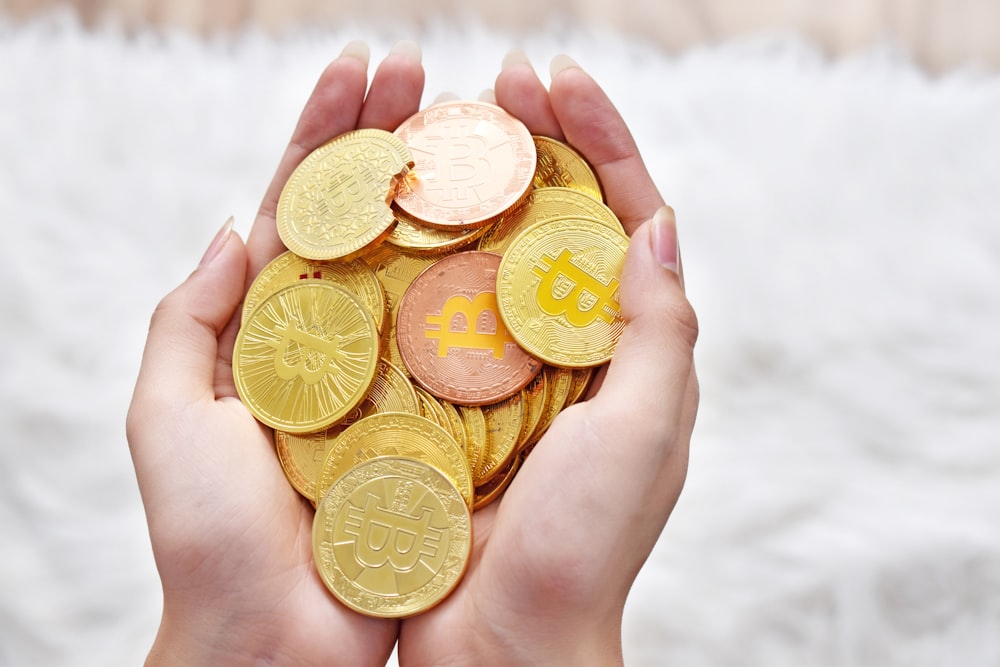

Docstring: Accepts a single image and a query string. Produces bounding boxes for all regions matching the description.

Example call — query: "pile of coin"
[232,100,629,618]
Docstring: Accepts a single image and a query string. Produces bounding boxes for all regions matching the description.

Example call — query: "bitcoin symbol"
[267,324,347,384]
[532,249,621,327]
[319,166,369,217]
[344,493,443,572]
[425,292,513,358]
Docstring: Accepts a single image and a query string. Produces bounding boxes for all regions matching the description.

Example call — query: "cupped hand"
[125,40,425,666]
[396,53,699,666]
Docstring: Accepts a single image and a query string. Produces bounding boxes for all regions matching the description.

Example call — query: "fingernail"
[339,39,370,65]
[550,53,581,79]
[199,216,234,268]
[390,39,421,62]
[502,49,531,70]
[478,88,497,104]
[650,206,679,273]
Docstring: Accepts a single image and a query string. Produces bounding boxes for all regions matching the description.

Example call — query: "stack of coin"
[232,100,630,618]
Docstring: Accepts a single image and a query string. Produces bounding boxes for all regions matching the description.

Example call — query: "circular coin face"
[242,251,386,331]
[394,101,536,229]
[233,281,380,433]
[532,136,603,201]
[277,129,412,260]
[497,219,629,367]
[396,251,542,405]
[318,412,473,509]
[313,456,472,618]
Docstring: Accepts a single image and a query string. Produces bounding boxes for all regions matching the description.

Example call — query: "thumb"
[588,206,698,443]
[129,217,248,423]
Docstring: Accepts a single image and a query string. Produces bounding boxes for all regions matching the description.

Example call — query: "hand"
[395,53,699,666]
[125,40,426,666]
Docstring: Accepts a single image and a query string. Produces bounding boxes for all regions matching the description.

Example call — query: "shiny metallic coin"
[313,456,471,618]
[278,129,411,260]
[317,412,473,509]
[396,251,542,405]
[497,219,629,367]
[477,392,524,485]
[242,251,386,332]
[394,101,536,229]
[477,186,623,254]
[473,452,521,511]
[532,135,603,202]
[387,205,487,253]
[233,281,380,433]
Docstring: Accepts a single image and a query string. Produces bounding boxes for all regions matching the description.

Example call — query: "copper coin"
[396,251,542,405]
[393,101,536,229]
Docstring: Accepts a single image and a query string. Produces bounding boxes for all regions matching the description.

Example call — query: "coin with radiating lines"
[317,412,473,509]
[497,219,629,367]
[397,251,542,405]
[394,101,536,229]
[532,136,603,201]
[277,129,412,260]
[233,281,380,433]
[478,186,624,254]
[241,251,386,331]
[313,456,471,618]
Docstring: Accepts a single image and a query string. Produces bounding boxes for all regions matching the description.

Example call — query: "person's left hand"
[126,40,426,666]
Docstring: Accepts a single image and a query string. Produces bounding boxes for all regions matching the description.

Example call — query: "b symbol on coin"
[532,249,621,327]
[267,324,347,384]
[345,493,443,572]
[424,292,512,359]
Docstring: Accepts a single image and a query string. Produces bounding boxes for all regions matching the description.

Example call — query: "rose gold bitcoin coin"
[313,456,471,618]
[277,129,411,260]
[394,101,536,229]
[532,136,603,201]
[396,251,542,405]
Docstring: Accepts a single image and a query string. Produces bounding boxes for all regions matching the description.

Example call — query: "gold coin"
[241,251,386,332]
[458,405,487,482]
[477,392,524,485]
[313,456,472,618]
[388,205,486,253]
[439,400,467,451]
[233,281,380,433]
[497,218,629,367]
[413,385,452,433]
[317,412,473,508]
[478,186,623,254]
[566,366,595,405]
[517,371,548,451]
[394,100,536,229]
[522,365,573,451]
[532,136,603,202]
[362,243,437,372]
[274,429,329,503]
[277,129,412,260]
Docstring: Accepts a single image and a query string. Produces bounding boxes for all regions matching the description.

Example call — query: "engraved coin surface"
[478,186,623,254]
[394,101,536,229]
[497,219,629,367]
[278,129,412,260]
[478,392,524,485]
[397,251,542,405]
[233,281,380,433]
[318,412,473,509]
[242,251,386,331]
[313,456,472,618]
[532,136,603,201]
[388,205,486,252]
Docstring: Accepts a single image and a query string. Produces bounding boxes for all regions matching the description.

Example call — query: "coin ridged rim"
[313,455,472,618]
[532,136,604,202]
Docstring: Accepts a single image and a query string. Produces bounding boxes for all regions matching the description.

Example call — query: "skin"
[126,40,698,667]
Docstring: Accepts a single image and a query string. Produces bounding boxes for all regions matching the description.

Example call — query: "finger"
[494,50,563,139]
[589,207,697,448]
[245,41,371,278]
[548,55,664,234]
[128,219,248,429]
[358,40,425,131]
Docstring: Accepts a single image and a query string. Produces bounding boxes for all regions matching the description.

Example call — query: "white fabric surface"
[1,10,998,666]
